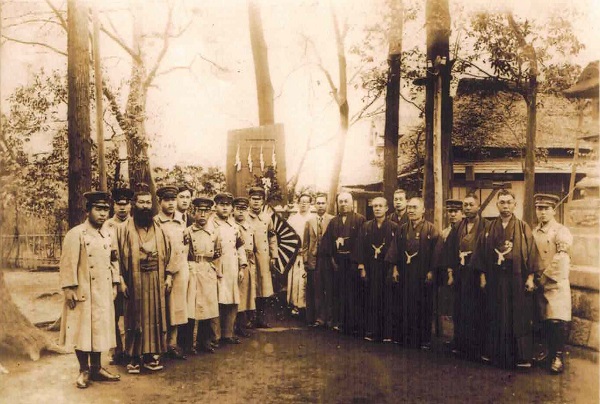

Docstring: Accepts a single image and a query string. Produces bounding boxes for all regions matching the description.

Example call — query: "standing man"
[442,199,464,241]
[287,193,313,316]
[233,197,256,338]
[116,185,171,374]
[106,187,133,366]
[177,184,194,227]
[385,197,441,349]
[532,193,573,374]
[211,192,248,344]
[247,186,278,328]
[107,188,133,227]
[387,189,409,342]
[436,199,464,341]
[154,185,188,360]
[321,192,366,335]
[471,189,541,369]
[388,189,409,227]
[303,193,334,327]
[444,194,487,360]
[59,191,121,388]
[184,197,221,354]
[356,197,398,342]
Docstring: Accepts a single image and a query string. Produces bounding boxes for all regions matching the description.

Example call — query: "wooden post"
[92,4,106,191]
[432,57,445,229]
[568,99,583,203]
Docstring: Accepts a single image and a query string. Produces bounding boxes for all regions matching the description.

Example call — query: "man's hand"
[63,287,83,310]
[358,264,366,280]
[239,266,246,283]
[331,259,339,272]
[113,284,118,300]
[165,274,173,293]
[120,282,129,299]
[480,273,486,289]
[270,258,277,271]
[447,269,454,286]
[425,271,433,284]
[525,274,535,292]
[392,266,399,283]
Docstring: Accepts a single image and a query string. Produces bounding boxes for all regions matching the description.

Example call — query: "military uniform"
[211,193,248,342]
[59,192,121,388]
[532,193,573,373]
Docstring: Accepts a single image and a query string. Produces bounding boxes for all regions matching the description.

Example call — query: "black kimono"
[385,219,442,348]
[356,219,398,341]
[321,212,366,335]
[471,215,542,369]
[443,216,488,360]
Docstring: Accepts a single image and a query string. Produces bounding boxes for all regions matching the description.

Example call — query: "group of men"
[59,185,279,388]
[59,183,573,389]
[291,188,572,376]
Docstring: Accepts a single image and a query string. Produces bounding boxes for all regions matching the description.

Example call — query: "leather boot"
[76,370,90,388]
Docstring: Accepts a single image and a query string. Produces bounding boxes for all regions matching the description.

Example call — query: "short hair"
[133,191,152,202]
[393,189,407,198]
[464,193,479,202]
[337,192,353,202]
[497,189,516,200]
[298,193,312,203]
[372,197,388,207]
[408,196,424,207]
[315,193,328,201]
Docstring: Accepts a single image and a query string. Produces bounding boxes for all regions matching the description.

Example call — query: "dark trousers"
[365,266,393,340]
[197,318,219,349]
[333,256,363,335]
[306,269,323,324]
[75,350,101,372]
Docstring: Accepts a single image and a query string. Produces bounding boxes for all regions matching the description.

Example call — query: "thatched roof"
[564,61,599,99]
[453,80,597,150]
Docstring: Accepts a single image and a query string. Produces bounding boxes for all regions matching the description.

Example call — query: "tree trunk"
[523,90,536,225]
[67,0,92,228]
[383,0,403,206]
[248,0,275,126]
[423,0,451,222]
[507,13,537,226]
[125,3,157,210]
[0,271,68,361]
[326,9,348,215]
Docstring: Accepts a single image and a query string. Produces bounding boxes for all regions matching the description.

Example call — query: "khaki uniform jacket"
[185,224,220,320]
[247,210,278,298]
[533,219,573,321]
[237,220,257,312]
[59,220,120,352]
[154,212,189,325]
[210,216,248,305]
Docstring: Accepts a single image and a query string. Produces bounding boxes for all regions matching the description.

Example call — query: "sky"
[2,0,599,191]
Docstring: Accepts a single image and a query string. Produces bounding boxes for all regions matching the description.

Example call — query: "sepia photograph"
[0,0,598,402]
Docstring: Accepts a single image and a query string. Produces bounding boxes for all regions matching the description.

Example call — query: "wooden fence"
[0,234,63,270]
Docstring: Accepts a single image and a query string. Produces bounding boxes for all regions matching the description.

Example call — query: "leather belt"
[139,259,159,272]
[188,255,214,263]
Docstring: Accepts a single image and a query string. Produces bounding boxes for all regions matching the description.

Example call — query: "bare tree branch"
[144,2,175,88]
[100,23,141,63]
[155,52,229,78]
[4,18,64,30]
[44,0,67,31]
[1,34,66,56]
[350,88,384,126]
[400,92,424,113]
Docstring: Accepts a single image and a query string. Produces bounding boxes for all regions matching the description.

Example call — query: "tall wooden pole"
[568,99,583,203]
[432,57,444,229]
[92,4,106,191]
[67,0,92,227]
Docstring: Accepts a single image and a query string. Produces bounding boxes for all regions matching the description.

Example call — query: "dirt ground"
[1,268,599,404]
